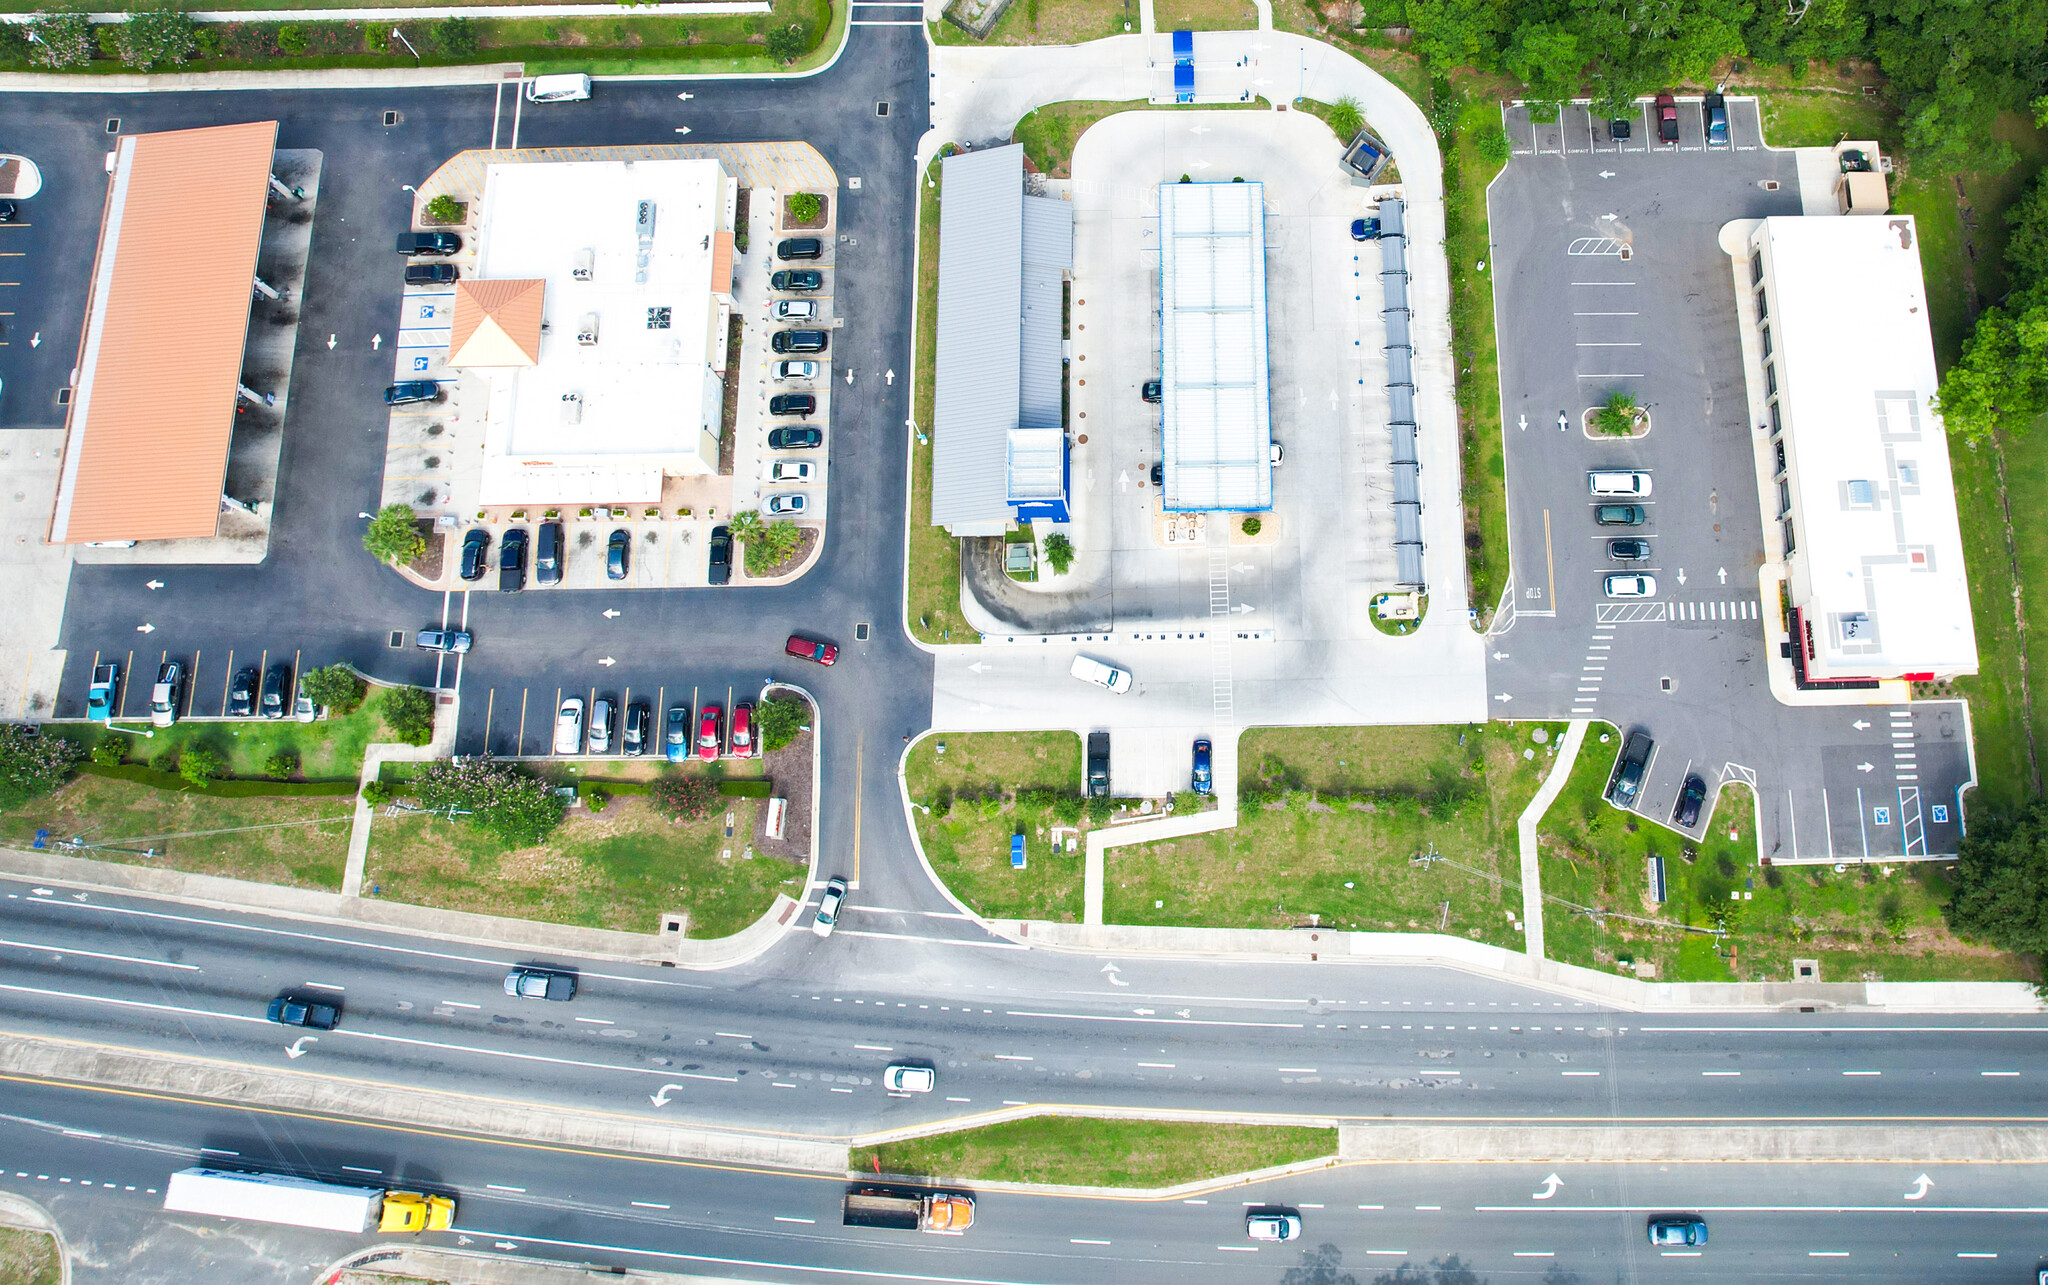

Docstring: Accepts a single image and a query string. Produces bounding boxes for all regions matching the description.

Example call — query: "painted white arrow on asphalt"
[285,1036,317,1059]
[1598,170,1617,178]
[1532,1173,1562,1200]
[1191,125,1211,134]
[145,580,164,591]
[1118,471,1130,493]
[1175,1008,1192,1018]
[30,889,52,897]
[1717,567,1728,584]
[1494,692,1514,703]
[598,657,617,667]
[1853,719,1871,731]
[326,334,336,350]
[845,368,854,385]
[885,369,896,385]
[674,127,692,135]
[371,334,383,350]
[1556,412,1568,432]
[649,1083,686,1107]
[1101,962,1129,987]
[136,623,155,634]
[494,1242,518,1250]
[676,92,694,100]
[1858,762,1876,773]
[1903,1173,1932,1200]
[1231,603,1255,614]
[1232,562,1253,574]
[1493,651,1510,660]
[1191,160,1213,170]
[1518,413,1528,431]
[29,332,41,348]
[602,609,621,619]
[1676,568,1688,586]
[966,661,991,674]
[1133,1007,1154,1015]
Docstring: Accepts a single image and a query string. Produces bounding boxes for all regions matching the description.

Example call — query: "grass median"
[906,731,1086,921]
[908,155,973,646]
[852,1117,1336,1188]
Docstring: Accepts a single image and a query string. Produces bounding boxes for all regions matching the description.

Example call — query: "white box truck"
[164,1168,454,1234]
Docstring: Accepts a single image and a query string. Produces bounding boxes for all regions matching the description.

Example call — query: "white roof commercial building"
[1730,215,1976,684]
[1159,180,1272,513]
[466,157,736,507]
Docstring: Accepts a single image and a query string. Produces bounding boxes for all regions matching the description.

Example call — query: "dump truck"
[841,1186,976,1233]
[164,1168,455,1234]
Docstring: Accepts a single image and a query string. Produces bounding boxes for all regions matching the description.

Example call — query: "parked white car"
[773,360,819,381]
[773,299,817,322]
[1604,573,1657,599]
[553,697,584,755]
[764,493,807,516]
[768,459,815,484]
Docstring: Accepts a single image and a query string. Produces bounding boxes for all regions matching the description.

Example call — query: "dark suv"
[772,269,824,291]
[776,237,823,260]
[395,231,462,256]
[772,329,828,354]
[227,666,258,717]
[769,393,816,417]
[535,521,563,585]
[259,664,290,720]
[708,525,732,585]
[1606,730,1655,809]
[499,527,528,592]
[404,262,458,286]
[1671,774,1707,828]
[459,528,490,580]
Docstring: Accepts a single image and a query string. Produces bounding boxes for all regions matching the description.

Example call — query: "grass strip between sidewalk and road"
[908,154,974,646]
[852,1117,1336,1189]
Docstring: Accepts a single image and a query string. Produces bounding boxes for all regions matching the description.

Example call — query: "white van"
[1069,654,1133,694]
[1588,470,1652,497]
[526,74,592,103]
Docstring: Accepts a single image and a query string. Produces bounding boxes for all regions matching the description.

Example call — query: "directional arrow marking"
[326,334,336,350]
[1101,962,1129,987]
[1857,762,1876,773]
[1494,692,1514,703]
[1518,413,1528,431]
[966,661,991,675]
[1598,170,1616,178]
[1852,719,1871,731]
[1717,566,1728,584]
[145,580,164,591]
[1532,1173,1562,1200]
[136,624,156,634]
[602,609,622,619]
[371,334,383,350]
[598,657,617,667]
[676,92,694,100]
[1492,651,1510,661]
[1676,569,1687,586]
[885,369,896,385]
[674,126,693,135]
[29,332,41,348]
[650,1083,686,1107]
[1903,1173,1932,1201]
[285,1036,317,1059]
[1231,602,1256,615]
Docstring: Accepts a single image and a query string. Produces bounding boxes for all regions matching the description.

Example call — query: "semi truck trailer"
[841,1186,975,1232]
[164,1168,455,1234]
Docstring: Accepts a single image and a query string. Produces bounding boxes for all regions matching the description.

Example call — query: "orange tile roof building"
[49,121,278,544]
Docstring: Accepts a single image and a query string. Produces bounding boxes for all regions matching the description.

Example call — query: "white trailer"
[164,1168,382,1233]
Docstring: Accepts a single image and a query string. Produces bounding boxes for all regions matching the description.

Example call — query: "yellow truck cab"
[378,1191,456,1233]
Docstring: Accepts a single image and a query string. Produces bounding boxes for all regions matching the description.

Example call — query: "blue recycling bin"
[1010,834,1026,869]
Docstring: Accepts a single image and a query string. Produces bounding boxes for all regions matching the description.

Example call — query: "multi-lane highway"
[4,878,2047,1139]
[5,1074,2047,1283]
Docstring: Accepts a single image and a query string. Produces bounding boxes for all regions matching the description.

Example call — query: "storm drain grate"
[105,118,121,134]
[874,102,890,117]
[383,110,400,127]
[55,389,71,406]
[388,630,405,648]
[855,623,870,641]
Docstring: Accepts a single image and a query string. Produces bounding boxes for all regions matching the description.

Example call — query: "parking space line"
[185,649,200,718]
[483,687,496,752]
[219,650,234,714]
[517,688,529,756]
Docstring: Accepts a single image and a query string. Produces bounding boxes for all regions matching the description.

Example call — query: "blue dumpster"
[1011,834,1026,869]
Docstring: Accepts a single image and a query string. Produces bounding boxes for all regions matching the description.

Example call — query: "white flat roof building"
[1733,215,1976,683]
[1159,181,1272,513]
[467,157,735,506]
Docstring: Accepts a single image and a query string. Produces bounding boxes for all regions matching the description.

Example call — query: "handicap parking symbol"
[413,357,430,372]
[1872,806,1891,825]
[1931,804,1950,824]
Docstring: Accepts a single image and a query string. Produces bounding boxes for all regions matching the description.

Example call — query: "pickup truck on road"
[842,1186,975,1232]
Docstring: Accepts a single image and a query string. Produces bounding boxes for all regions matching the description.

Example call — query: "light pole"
[390,26,421,62]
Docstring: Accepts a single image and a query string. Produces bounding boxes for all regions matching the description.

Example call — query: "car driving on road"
[504,966,575,1001]
[785,634,838,665]
[883,1065,935,1093]
[267,995,340,1029]
[1246,1210,1302,1241]
[813,876,847,937]
[416,628,472,654]
[1647,1215,1707,1247]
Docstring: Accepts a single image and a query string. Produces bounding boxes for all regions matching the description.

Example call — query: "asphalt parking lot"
[1484,96,1971,861]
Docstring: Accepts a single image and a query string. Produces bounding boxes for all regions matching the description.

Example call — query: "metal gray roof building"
[1159,181,1272,513]
[929,145,1074,535]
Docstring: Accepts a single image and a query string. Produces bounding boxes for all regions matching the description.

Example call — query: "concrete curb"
[874,1153,1346,1203]
[0,1031,848,1174]
[0,62,525,92]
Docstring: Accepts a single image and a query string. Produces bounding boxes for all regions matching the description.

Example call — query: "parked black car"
[499,527,528,592]
[776,237,823,260]
[1672,774,1707,828]
[1087,732,1110,798]
[767,426,823,450]
[623,702,649,756]
[1141,379,1162,403]
[536,521,563,585]
[403,262,458,286]
[771,269,824,291]
[395,231,462,256]
[708,525,732,585]
[259,664,290,720]
[384,381,440,406]
[459,528,491,581]
[769,393,816,417]
[227,666,258,717]
[1606,730,1656,808]
[771,329,828,354]
[1607,538,1651,561]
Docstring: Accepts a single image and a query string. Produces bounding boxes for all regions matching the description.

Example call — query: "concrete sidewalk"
[1515,718,1587,957]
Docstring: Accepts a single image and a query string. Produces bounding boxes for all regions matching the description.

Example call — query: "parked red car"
[785,634,838,666]
[731,701,756,758]
[1654,92,1679,145]
[697,704,723,762]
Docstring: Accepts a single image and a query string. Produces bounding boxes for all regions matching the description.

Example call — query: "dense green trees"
[1946,802,2048,957]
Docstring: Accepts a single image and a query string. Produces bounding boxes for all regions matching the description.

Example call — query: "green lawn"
[0,774,352,889]
[929,0,1133,45]
[1150,0,1255,31]
[907,732,1086,921]
[1539,726,2033,983]
[1012,100,1269,180]
[1106,724,1557,941]
[0,1228,61,1285]
[909,156,973,646]
[364,790,798,937]
[1451,88,1511,627]
[83,685,404,782]
[852,1118,1336,1188]
[1755,89,1892,149]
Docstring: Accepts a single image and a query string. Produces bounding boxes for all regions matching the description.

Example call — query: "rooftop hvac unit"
[559,391,583,426]
[572,249,594,282]
[576,312,599,346]
[635,200,656,284]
